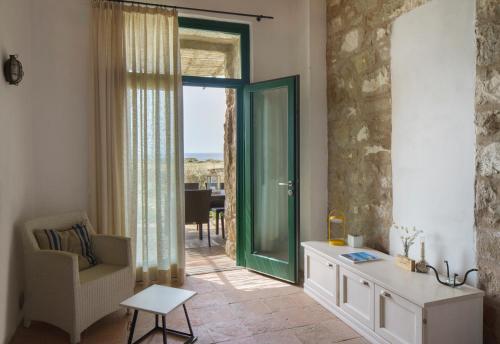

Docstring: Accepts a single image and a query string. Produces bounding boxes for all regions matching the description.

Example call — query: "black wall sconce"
[4,54,24,85]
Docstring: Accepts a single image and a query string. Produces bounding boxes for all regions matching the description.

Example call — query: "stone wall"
[326,0,428,251]
[327,0,500,341]
[222,43,239,259]
[475,1,500,342]
[224,89,237,259]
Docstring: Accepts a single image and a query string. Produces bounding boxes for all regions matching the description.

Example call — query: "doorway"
[183,85,239,275]
[179,17,299,283]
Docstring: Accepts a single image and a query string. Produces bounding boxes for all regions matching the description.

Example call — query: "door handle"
[380,291,391,298]
[360,279,369,287]
[278,181,295,196]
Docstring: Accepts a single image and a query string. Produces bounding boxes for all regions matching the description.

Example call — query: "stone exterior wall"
[475,1,500,342]
[222,43,239,259]
[326,0,428,251]
[224,89,237,259]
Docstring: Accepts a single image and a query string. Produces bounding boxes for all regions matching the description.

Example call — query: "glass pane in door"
[252,87,289,261]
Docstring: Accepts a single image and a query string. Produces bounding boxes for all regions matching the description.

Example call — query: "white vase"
[348,234,364,248]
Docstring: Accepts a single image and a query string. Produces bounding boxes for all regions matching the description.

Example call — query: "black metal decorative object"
[4,55,24,85]
[426,260,478,287]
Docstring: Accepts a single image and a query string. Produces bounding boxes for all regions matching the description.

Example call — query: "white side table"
[120,284,197,344]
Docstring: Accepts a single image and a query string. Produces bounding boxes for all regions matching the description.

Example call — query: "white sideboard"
[302,241,484,344]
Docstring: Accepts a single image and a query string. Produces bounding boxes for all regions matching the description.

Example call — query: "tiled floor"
[11,269,366,344]
[185,223,226,250]
[186,245,239,275]
[185,222,239,275]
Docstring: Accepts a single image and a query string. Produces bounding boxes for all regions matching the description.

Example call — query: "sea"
[184,152,224,161]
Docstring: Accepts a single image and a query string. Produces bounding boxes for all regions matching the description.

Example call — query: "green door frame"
[179,17,249,267]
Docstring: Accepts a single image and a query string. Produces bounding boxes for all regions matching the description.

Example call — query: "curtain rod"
[104,0,274,21]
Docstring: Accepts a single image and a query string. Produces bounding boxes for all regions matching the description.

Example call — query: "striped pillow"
[71,224,98,268]
[34,223,97,271]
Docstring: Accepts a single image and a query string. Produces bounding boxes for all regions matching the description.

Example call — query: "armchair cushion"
[34,223,97,271]
[92,234,132,266]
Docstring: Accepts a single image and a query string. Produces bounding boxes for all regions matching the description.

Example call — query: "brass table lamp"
[328,210,346,246]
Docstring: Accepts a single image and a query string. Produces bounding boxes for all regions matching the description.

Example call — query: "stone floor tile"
[218,335,257,344]
[273,304,334,329]
[293,318,361,344]
[258,284,303,299]
[190,325,215,344]
[252,329,302,344]
[189,304,236,326]
[204,319,252,343]
[187,291,228,309]
[338,337,370,344]
[165,306,190,329]
[265,293,317,312]
[229,299,273,319]
[242,313,288,335]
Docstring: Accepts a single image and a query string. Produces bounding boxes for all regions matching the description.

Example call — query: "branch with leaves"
[393,223,423,257]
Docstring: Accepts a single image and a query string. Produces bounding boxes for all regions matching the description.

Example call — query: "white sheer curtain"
[91,0,185,286]
[124,5,184,285]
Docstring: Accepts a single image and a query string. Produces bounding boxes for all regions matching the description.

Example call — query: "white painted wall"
[27,0,328,246]
[30,0,91,217]
[0,0,34,341]
[391,0,476,281]
[0,1,327,339]
[296,0,329,247]
[163,0,329,248]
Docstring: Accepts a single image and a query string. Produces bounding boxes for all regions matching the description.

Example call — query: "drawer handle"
[328,263,334,268]
[360,280,369,286]
[381,291,391,298]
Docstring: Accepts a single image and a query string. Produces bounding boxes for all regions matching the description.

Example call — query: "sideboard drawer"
[339,266,374,330]
[305,249,337,306]
[375,285,422,344]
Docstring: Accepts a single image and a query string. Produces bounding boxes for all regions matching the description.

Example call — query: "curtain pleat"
[90,0,184,286]
[89,0,127,237]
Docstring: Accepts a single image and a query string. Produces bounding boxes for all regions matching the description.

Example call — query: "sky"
[183,86,226,154]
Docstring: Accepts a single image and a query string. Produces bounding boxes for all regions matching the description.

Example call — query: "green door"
[242,76,299,283]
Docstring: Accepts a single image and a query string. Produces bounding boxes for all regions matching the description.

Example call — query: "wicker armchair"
[22,211,134,343]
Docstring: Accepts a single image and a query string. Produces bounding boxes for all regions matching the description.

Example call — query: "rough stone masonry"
[326,0,428,251]
[475,0,500,342]
[327,0,499,342]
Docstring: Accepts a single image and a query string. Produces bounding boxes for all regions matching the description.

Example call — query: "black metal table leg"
[207,220,211,247]
[216,212,219,235]
[221,212,225,239]
[162,315,168,344]
[126,306,197,344]
[127,310,139,344]
[183,304,194,337]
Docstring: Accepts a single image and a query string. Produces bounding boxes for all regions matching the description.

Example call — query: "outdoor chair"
[209,195,225,240]
[185,182,199,190]
[185,189,212,247]
[205,182,218,190]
